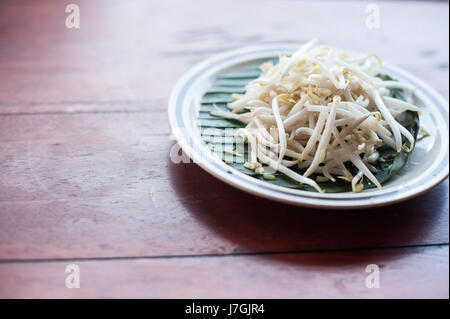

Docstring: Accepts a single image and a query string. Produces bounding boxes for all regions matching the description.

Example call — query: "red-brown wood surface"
[0,0,448,298]
[0,246,447,299]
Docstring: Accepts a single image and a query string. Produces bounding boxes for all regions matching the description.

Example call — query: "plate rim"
[168,44,449,209]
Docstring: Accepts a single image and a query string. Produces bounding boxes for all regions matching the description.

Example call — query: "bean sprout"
[213,39,420,192]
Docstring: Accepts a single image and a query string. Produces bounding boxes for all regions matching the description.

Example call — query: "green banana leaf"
[198,62,419,193]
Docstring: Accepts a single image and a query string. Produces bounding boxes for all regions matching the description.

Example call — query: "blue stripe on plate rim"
[168,44,449,209]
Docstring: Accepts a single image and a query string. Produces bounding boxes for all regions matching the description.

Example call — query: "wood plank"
[0,0,190,112]
[0,245,447,298]
[0,113,447,260]
[0,0,447,114]
[0,0,447,298]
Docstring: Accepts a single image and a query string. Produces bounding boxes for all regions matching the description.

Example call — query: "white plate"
[168,44,449,209]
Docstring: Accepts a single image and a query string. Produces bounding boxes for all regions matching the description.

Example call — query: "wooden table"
[0,0,448,298]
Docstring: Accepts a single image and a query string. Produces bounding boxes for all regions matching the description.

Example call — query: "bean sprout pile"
[211,39,421,193]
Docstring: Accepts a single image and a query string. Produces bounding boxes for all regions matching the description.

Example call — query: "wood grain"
[0,245,447,298]
[0,0,448,114]
[0,112,448,260]
[0,0,448,298]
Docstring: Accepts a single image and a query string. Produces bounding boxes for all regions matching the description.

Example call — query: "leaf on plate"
[198,62,420,193]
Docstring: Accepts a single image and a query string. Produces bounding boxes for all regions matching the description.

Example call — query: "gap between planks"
[0,242,447,265]
[0,109,166,117]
